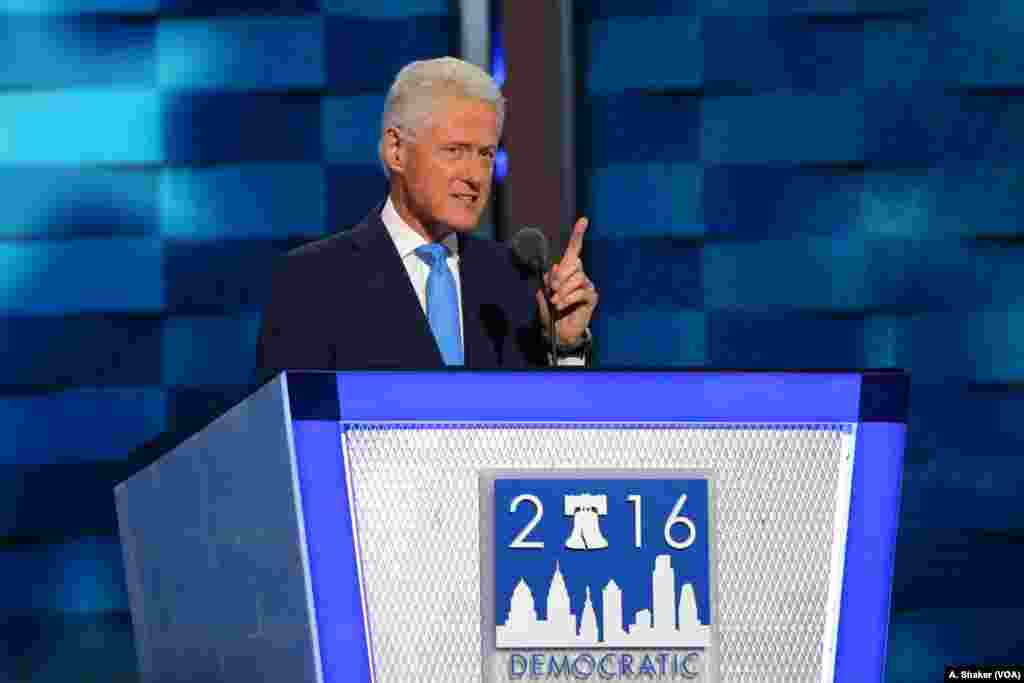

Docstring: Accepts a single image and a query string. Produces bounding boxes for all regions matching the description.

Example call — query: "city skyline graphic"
[497,554,711,649]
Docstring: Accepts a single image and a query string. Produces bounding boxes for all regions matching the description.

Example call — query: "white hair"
[379,57,505,169]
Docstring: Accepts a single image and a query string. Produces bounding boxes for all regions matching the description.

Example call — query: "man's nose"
[457,154,489,187]
[457,169,482,193]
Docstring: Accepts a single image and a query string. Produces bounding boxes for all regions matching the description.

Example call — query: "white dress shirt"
[380,197,585,366]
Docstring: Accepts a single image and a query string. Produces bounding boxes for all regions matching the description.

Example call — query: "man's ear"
[382,127,405,174]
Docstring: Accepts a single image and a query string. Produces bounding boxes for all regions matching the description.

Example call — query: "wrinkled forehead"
[424,95,500,145]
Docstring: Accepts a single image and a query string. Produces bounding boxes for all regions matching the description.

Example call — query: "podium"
[115,370,907,683]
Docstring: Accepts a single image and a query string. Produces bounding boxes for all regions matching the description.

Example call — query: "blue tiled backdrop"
[576,1,1024,681]
[0,1,455,680]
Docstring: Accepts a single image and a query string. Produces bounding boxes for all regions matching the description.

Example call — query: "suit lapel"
[459,234,501,368]
[350,211,444,368]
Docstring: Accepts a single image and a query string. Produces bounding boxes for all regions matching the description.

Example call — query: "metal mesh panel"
[343,423,850,683]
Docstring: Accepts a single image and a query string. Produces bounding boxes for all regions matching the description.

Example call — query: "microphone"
[511,227,557,364]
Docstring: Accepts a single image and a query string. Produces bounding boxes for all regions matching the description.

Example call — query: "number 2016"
[508,493,696,550]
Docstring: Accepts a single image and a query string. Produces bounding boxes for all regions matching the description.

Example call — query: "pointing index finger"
[563,216,589,262]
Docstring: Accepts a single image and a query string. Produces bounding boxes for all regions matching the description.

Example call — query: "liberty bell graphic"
[564,494,609,550]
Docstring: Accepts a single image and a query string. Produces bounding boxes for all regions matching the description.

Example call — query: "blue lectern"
[115,370,907,683]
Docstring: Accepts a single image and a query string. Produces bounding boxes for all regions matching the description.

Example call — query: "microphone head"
[511,227,550,273]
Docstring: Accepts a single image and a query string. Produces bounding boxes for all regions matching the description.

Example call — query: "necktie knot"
[415,243,449,267]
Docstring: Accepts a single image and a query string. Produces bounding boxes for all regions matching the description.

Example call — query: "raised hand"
[536,217,599,347]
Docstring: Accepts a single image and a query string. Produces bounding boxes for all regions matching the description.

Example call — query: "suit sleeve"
[254,257,331,385]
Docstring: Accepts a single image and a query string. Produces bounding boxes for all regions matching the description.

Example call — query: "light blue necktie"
[415,243,464,366]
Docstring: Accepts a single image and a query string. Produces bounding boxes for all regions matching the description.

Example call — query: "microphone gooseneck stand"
[543,269,557,364]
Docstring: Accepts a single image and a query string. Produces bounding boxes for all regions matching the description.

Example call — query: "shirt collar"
[381,197,460,262]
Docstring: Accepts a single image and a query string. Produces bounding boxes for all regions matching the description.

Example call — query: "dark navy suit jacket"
[255,209,547,381]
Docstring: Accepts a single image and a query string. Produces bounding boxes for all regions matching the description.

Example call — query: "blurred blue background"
[1,0,1022,680]
[575,2,1024,681]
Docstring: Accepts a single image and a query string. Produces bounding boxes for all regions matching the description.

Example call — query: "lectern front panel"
[335,423,853,683]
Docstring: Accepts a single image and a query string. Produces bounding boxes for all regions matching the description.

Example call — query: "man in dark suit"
[256,57,598,380]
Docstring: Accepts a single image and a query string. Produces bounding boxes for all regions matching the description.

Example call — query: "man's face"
[390,96,499,238]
